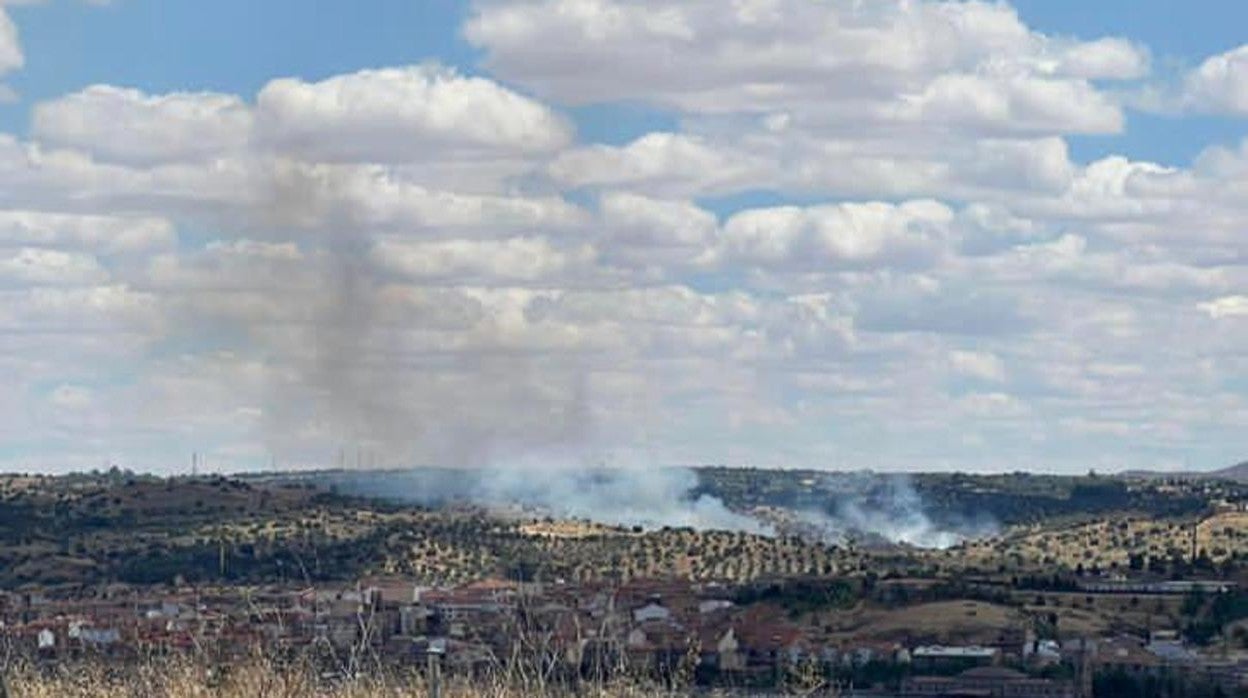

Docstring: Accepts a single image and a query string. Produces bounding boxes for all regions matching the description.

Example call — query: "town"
[5,570,1248,697]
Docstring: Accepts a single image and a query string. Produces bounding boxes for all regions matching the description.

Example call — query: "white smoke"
[785,475,997,549]
[327,459,768,535]
[326,465,993,549]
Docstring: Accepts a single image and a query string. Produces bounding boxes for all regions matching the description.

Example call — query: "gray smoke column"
[168,162,994,551]
[242,161,595,468]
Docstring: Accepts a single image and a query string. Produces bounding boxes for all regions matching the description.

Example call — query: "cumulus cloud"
[0,8,20,75]
[33,86,254,166]
[466,0,1141,134]
[48,384,94,411]
[255,64,573,163]
[1200,296,1248,319]
[717,200,955,271]
[0,247,108,286]
[950,350,1007,383]
[1,0,1246,477]
[1182,45,1248,115]
[372,237,596,285]
[551,132,766,196]
[0,211,175,253]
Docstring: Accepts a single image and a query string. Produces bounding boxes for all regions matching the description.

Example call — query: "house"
[37,628,55,653]
[697,626,745,672]
[1145,630,1199,664]
[838,640,907,667]
[735,615,807,666]
[902,666,1076,697]
[1092,636,1163,679]
[1023,637,1062,666]
[68,620,122,650]
[633,602,673,623]
[698,599,733,615]
[911,644,1000,672]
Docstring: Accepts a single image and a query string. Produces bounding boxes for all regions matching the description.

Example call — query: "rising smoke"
[166,162,987,551]
[350,461,771,534]
[323,464,993,550]
[206,160,599,469]
[783,474,998,549]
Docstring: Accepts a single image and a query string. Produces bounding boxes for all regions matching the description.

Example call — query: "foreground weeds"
[1,656,705,698]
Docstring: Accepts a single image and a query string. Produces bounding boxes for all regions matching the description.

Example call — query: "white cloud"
[899,71,1123,134]
[1182,45,1248,115]
[0,7,21,75]
[599,193,715,249]
[318,165,586,233]
[33,86,254,166]
[1056,37,1150,80]
[1,2,1246,473]
[467,0,1140,135]
[0,285,160,334]
[0,210,175,253]
[373,237,596,284]
[551,129,1078,203]
[596,192,717,270]
[551,132,765,196]
[717,200,955,271]
[0,247,108,286]
[49,384,94,410]
[255,65,573,163]
[950,350,1007,383]
[1200,296,1248,319]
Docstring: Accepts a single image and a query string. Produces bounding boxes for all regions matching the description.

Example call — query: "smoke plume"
[322,466,993,549]
[171,160,599,469]
[783,474,998,549]
[161,161,991,553]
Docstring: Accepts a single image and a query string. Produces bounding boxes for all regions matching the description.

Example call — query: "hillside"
[0,468,1245,593]
[0,470,874,590]
[1212,461,1248,482]
[1120,460,1248,483]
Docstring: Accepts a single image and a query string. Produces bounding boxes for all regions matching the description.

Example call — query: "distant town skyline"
[0,0,1246,474]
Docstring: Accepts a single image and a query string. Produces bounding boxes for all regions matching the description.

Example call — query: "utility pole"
[427,647,443,698]
[1191,517,1200,567]
[218,529,227,579]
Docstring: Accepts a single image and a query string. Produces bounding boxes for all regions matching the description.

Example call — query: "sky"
[0,0,1245,475]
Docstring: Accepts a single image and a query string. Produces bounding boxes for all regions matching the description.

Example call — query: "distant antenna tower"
[191,452,198,478]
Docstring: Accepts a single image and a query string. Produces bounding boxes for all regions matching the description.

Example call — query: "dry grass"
[951,511,1248,572]
[1,657,697,698]
[813,600,1023,645]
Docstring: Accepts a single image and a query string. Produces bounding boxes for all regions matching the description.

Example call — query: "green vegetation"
[694,467,1215,528]
[0,467,1245,592]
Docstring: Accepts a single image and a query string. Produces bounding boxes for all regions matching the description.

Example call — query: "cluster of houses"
[1,579,1247,696]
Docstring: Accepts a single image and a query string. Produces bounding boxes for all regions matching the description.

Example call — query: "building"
[902,666,1076,697]
[911,645,1000,672]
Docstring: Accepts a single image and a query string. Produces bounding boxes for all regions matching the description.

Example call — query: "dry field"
[949,511,1248,572]
[813,600,1024,645]
[1,658,698,698]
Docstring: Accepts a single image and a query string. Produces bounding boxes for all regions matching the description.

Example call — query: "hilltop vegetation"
[0,470,865,589]
[694,467,1215,528]
[0,467,1245,592]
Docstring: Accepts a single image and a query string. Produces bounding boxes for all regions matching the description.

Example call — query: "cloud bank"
[0,1,1244,477]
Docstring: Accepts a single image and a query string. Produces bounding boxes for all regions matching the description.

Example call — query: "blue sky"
[0,0,1245,474]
